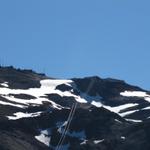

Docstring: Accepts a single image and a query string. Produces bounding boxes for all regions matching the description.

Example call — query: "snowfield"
[0,80,149,122]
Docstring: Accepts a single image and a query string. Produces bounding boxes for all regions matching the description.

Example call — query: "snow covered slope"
[0,66,150,150]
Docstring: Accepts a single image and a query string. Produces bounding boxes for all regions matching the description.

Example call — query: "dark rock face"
[73,76,144,98]
[56,84,73,92]
[8,94,36,100]
[0,66,47,89]
[0,66,150,150]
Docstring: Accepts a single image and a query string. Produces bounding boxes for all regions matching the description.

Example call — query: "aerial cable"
[55,103,76,150]
[55,78,95,150]
[57,102,77,150]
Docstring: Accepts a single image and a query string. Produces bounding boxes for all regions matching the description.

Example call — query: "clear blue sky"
[0,0,150,89]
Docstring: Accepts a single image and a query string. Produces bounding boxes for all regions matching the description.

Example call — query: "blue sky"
[0,0,150,89]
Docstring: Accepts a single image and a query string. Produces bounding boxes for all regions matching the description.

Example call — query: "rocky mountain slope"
[0,66,150,150]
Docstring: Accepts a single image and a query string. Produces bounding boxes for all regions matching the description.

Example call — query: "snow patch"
[103,103,138,114]
[120,110,139,117]
[0,79,88,108]
[120,91,150,102]
[2,96,63,109]
[40,128,52,136]
[91,101,102,107]
[80,140,88,145]
[115,119,122,124]
[125,118,142,123]
[35,133,50,147]
[7,111,42,120]
[0,100,24,108]
[142,106,150,110]
[121,136,126,140]
[0,82,9,87]
[35,127,52,147]
[93,139,104,144]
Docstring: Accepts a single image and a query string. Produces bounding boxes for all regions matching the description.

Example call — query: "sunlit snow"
[121,136,126,140]
[142,106,150,110]
[120,109,139,117]
[0,79,146,122]
[103,103,138,114]
[0,82,9,87]
[93,139,104,144]
[120,91,150,102]
[114,119,122,124]
[0,79,87,108]
[35,133,51,146]
[91,101,102,107]
[125,118,142,123]
[7,111,42,120]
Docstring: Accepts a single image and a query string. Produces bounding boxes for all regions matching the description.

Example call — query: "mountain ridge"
[0,66,150,150]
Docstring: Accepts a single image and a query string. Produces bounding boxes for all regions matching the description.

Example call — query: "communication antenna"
[0,57,4,67]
